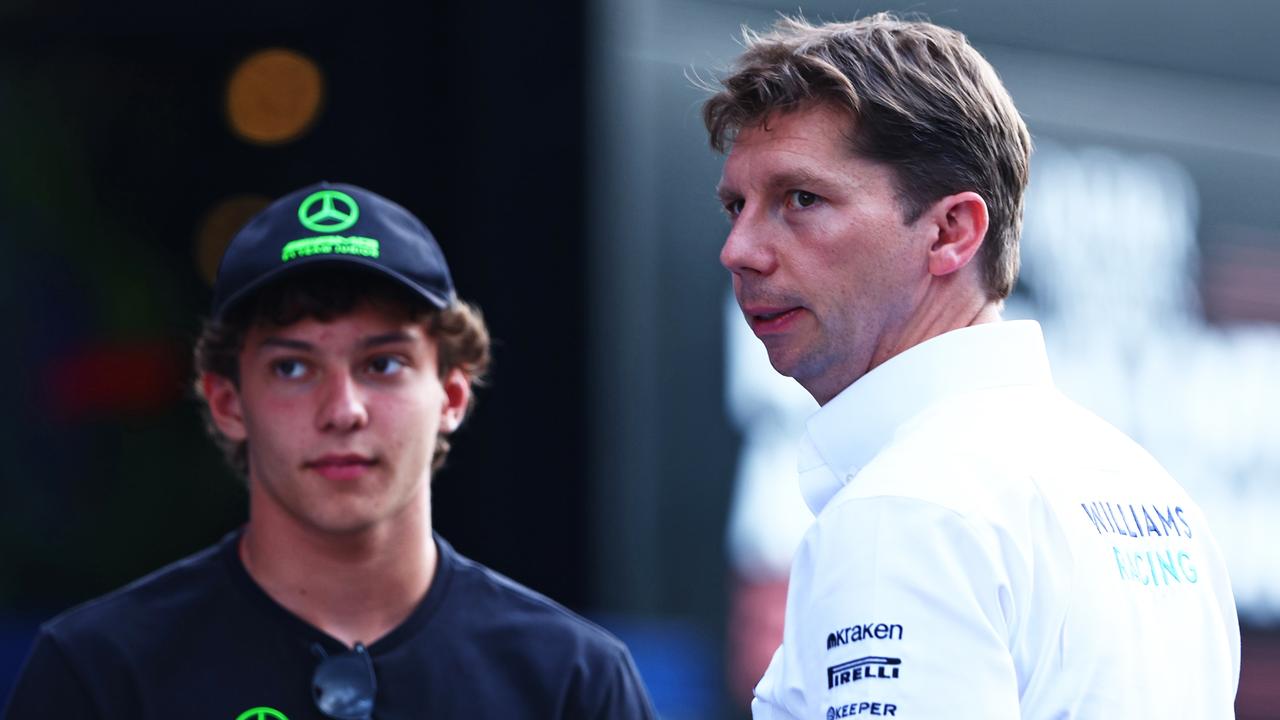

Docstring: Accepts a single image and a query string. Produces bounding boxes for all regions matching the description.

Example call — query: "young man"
[705,14,1240,718]
[4,183,657,719]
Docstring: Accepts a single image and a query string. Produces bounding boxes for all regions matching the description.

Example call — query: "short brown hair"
[703,13,1031,299]
[193,268,491,477]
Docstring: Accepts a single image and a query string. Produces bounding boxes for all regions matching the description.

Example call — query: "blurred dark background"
[4,1,1280,718]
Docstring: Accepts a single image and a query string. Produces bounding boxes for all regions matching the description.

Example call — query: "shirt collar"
[798,320,1054,515]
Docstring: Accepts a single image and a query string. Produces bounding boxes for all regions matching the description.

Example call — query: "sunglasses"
[311,642,377,720]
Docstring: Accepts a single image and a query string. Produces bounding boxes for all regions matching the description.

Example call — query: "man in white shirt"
[703,13,1240,718]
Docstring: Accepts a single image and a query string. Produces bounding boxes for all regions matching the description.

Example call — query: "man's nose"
[719,208,778,277]
[316,370,369,432]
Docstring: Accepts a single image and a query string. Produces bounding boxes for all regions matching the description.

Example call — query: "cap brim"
[213,255,454,320]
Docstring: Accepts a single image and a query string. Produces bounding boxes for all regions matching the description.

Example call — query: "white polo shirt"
[752,321,1240,719]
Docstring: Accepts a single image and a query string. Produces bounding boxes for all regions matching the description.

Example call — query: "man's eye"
[272,359,308,379]
[723,199,744,217]
[788,190,819,208]
[367,356,405,376]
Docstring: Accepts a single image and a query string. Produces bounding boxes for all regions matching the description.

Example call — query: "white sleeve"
[753,495,1021,719]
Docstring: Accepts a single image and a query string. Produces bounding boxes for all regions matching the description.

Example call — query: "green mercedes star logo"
[298,190,359,233]
[235,707,289,720]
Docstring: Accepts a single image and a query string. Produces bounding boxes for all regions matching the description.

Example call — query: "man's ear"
[924,191,989,278]
[438,367,472,434]
[202,372,248,442]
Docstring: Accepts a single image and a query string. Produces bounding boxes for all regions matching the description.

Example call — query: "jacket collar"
[798,320,1053,515]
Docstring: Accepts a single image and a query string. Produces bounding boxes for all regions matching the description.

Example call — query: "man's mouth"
[305,454,378,481]
[744,305,804,335]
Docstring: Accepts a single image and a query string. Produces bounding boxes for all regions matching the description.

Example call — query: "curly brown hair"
[703,13,1031,300]
[193,268,490,477]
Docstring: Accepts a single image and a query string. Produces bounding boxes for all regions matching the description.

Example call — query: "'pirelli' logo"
[827,656,901,689]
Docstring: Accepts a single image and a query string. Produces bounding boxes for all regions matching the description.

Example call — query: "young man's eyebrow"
[258,337,313,352]
[360,331,417,349]
[253,332,417,353]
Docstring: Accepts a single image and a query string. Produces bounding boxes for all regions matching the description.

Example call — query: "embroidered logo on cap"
[298,190,359,233]
[280,236,379,262]
[282,189,379,263]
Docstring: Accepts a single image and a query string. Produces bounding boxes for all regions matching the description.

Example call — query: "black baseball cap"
[211,181,456,319]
